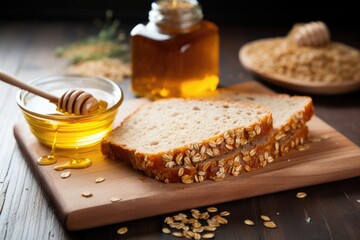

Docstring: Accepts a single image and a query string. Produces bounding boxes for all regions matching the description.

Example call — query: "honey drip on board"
[35,100,109,169]
[53,122,92,171]
[37,125,58,165]
[53,157,92,171]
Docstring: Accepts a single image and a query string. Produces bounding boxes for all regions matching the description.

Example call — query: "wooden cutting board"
[13,81,360,231]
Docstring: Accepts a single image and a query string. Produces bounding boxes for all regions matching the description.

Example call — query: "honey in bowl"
[17,75,123,149]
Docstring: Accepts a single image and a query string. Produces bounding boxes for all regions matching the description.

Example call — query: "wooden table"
[0,21,359,240]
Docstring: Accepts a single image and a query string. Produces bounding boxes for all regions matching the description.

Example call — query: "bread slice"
[216,91,314,135]
[145,126,309,183]
[101,98,273,171]
[215,91,314,159]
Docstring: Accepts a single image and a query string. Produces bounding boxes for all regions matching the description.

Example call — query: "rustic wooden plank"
[0,22,34,240]
[315,179,360,239]
[66,177,360,240]
[0,21,74,240]
[0,20,107,240]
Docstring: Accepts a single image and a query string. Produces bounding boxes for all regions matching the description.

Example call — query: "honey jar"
[130,0,219,99]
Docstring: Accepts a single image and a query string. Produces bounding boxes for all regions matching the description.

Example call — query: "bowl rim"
[16,73,124,120]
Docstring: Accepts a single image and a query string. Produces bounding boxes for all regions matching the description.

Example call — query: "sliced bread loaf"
[101,98,273,171]
[141,93,314,183]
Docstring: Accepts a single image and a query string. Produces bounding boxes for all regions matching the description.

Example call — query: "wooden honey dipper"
[0,70,100,115]
[294,21,330,47]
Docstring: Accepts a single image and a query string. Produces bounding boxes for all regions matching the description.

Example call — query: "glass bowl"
[16,74,123,149]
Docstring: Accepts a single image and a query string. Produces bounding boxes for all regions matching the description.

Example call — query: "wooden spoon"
[0,70,99,115]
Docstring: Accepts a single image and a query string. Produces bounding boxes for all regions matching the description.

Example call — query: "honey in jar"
[130,0,219,99]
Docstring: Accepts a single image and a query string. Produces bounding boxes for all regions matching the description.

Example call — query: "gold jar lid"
[149,0,203,34]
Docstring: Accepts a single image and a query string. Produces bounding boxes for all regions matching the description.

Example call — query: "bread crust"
[144,126,309,183]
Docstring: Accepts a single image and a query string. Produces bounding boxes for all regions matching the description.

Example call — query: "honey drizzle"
[37,125,58,165]
[53,121,92,171]
[35,100,111,170]
[36,121,93,171]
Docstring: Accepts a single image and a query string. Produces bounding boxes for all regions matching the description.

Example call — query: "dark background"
[0,0,359,29]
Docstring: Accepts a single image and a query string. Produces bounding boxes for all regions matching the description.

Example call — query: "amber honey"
[131,0,219,99]
[17,75,123,149]
[22,92,114,148]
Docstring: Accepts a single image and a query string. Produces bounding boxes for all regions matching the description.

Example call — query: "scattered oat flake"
[244,219,255,226]
[263,221,277,229]
[220,211,230,216]
[60,171,71,179]
[260,215,271,221]
[216,216,228,224]
[162,209,231,236]
[321,134,330,140]
[204,225,217,231]
[162,227,171,234]
[207,207,218,212]
[110,197,122,202]
[296,192,307,198]
[172,232,183,237]
[202,233,215,239]
[194,233,201,240]
[357,199,360,203]
[117,227,128,235]
[95,177,105,183]
[81,191,93,197]
[296,145,307,151]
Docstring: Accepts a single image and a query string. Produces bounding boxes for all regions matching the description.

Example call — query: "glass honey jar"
[130,0,219,99]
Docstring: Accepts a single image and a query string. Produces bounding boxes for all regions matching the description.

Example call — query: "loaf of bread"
[142,91,314,183]
[101,93,314,184]
[102,98,273,172]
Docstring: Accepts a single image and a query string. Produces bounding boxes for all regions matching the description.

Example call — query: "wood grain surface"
[13,82,360,230]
